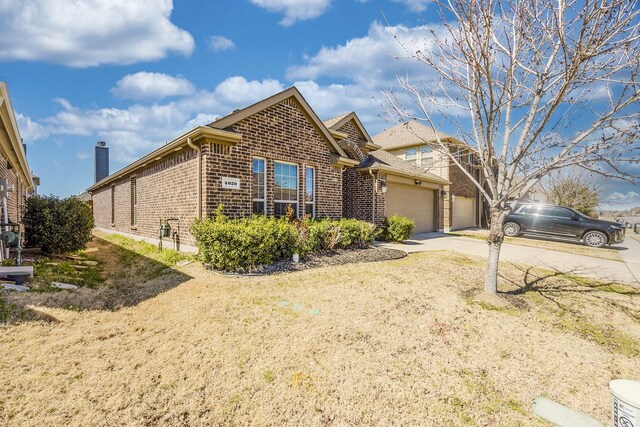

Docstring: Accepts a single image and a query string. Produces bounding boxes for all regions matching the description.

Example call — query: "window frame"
[273,161,299,218]
[305,166,315,218]
[110,185,115,226]
[251,157,267,215]
[130,176,137,228]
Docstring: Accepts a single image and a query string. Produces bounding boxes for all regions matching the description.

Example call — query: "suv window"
[517,205,537,215]
[548,207,573,218]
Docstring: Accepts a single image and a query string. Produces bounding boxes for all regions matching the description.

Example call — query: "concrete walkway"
[382,232,640,286]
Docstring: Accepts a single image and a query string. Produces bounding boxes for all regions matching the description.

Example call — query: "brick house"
[88,88,453,249]
[372,121,485,231]
[88,87,359,250]
[0,82,35,224]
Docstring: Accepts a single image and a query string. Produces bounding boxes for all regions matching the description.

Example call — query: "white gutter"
[186,137,202,219]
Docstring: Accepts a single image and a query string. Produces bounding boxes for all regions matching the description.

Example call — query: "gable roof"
[322,112,351,129]
[323,111,381,151]
[358,150,449,185]
[372,121,461,151]
[0,82,33,190]
[210,87,349,158]
[87,125,242,192]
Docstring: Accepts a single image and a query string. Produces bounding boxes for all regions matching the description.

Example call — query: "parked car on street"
[503,203,625,248]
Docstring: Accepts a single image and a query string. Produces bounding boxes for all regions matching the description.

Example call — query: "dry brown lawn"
[1,237,639,426]
[450,228,624,261]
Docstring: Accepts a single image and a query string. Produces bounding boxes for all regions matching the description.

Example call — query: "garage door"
[453,197,476,230]
[386,184,435,233]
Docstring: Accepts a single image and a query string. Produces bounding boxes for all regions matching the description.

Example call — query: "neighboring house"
[372,121,484,231]
[0,82,35,224]
[324,113,449,233]
[88,88,452,249]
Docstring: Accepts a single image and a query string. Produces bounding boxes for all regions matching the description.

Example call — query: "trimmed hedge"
[23,195,94,254]
[191,207,377,272]
[191,212,298,272]
[380,214,414,242]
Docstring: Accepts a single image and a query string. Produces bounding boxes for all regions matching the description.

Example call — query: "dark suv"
[503,203,625,248]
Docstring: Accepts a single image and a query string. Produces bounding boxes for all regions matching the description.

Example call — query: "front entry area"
[386,183,436,233]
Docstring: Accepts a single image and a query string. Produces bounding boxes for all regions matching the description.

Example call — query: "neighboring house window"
[404,148,418,165]
[274,161,298,217]
[110,185,115,225]
[252,158,266,215]
[419,146,434,169]
[466,153,474,174]
[130,177,137,227]
[305,166,315,218]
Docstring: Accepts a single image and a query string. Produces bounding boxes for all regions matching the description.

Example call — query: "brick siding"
[91,96,344,248]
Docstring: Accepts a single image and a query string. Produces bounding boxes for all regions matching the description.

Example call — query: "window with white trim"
[305,166,315,218]
[110,185,115,225]
[251,158,266,215]
[274,161,298,217]
[130,177,137,227]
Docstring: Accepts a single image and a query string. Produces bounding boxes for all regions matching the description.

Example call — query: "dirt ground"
[450,228,625,261]
[1,237,639,426]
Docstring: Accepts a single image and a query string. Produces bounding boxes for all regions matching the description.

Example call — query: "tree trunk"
[485,208,506,294]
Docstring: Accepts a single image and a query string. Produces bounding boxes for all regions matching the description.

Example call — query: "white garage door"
[453,197,476,230]
[386,184,435,233]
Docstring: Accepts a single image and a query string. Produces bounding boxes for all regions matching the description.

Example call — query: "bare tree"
[385,0,640,293]
[544,168,600,216]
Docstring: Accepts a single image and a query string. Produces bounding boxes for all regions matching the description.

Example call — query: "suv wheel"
[503,222,521,237]
[583,231,607,248]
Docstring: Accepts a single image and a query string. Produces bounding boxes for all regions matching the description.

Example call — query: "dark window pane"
[252,201,265,215]
[274,202,297,218]
[305,203,314,217]
[549,207,573,218]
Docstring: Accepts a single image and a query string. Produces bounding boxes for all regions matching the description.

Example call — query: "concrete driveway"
[382,232,640,286]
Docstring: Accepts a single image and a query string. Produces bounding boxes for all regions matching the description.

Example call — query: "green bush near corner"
[380,215,415,242]
[23,195,94,254]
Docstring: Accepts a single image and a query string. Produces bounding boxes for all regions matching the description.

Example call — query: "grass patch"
[104,234,190,268]
[557,312,640,358]
[30,259,105,291]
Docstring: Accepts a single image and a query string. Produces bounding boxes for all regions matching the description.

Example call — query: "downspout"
[186,137,202,219]
[369,170,376,225]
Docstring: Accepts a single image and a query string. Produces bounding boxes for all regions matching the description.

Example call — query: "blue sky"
[0,0,637,210]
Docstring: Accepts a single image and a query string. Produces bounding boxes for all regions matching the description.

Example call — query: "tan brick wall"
[92,148,199,246]
[208,97,343,219]
[0,150,27,223]
[91,96,345,248]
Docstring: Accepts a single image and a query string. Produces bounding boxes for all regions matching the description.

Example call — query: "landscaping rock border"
[210,247,407,276]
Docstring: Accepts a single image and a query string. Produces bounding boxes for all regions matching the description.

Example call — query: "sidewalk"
[381,232,640,286]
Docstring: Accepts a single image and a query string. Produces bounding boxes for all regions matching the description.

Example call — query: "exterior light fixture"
[415,180,422,186]
[380,181,388,193]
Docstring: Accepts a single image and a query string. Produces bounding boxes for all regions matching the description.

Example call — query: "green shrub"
[336,218,377,248]
[23,195,94,254]
[307,219,341,252]
[191,209,297,272]
[380,215,414,242]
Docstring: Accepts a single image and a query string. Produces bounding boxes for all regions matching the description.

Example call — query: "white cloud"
[0,0,194,67]
[392,0,431,12]
[15,113,49,142]
[249,0,332,26]
[27,77,287,163]
[111,72,196,100]
[208,35,236,52]
[607,191,640,202]
[76,152,90,160]
[287,22,438,89]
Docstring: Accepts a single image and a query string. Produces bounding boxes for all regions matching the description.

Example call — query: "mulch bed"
[212,246,407,276]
